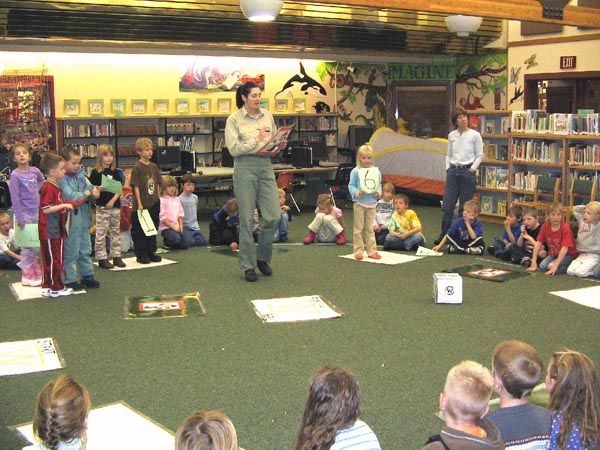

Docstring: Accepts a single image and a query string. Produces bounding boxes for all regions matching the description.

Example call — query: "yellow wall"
[0,52,336,117]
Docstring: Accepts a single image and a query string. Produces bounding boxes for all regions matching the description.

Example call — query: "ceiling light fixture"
[240,0,283,22]
[445,15,483,37]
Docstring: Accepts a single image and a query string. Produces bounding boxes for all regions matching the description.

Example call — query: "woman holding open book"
[224,81,283,282]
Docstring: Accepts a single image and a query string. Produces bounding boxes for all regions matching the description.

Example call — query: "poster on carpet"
[444,264,529,282]
[10,282,86,301]
[550,285,600,309]
[210,247,289,257]
[12,401,174,450]
[251,295,342,323]
[0,338,64,377]
[339,251,422,265]
[125,292,206,319]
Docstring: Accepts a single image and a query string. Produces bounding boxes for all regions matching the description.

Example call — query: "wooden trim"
[508,32,600,48]
[301,0,600,28]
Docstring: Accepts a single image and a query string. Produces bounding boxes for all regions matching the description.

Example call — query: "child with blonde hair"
[89,144,125,269]
[567,201,600,278]
[421,361,502,450]
[28,374,91,450]
[348,144,382,260]
[175,409,239,450]
[294,367,381,450]
[179,174,207,247]
[433,200,485,254]
[546,350,600,450]
[8,144,44,284]
[159,175,188,250]
[303,193,346,245]
[275,188,291,242]
[528,203,577,276]
[0,211,20,270]
[373,182,395,245]
[383,193,425,251]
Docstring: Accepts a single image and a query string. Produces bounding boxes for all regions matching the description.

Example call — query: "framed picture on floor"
[217,98,231,114]
[88,99,104,116]
[64,99,80,116]
[293,98,306,113]
[154,99,169,115]
[260,98,269,110]
[275,99,288,113]
[176,98,190,114]
[110,99,126,116]
[197,98,211,114]
[131,99,147,115]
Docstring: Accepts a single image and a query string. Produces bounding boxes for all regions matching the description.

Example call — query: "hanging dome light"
[445,15,483,37]
[240,0,283,22]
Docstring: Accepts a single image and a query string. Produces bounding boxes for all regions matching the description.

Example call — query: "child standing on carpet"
[59,146,101,290]
[567,201,600,278]
[546,350,600,450]
[303,193,346,245]
[421,361,503,450]
[209,198,240,251]
[383,193,425,251]
[432,200,485,254]
[528,203,577,276]
[159,175,188,250]
[348,144,382,260]
[38,153,73,298]
[26,374,91,450]
[488,205,522,260]
[294,367,381,450]
[130,137,163,264]
[176,409,239,450]
[179,174,207,247]
[8,144,44,284]
[89,144,126,269]
[485,340,551,449]
[0,211,20,270]
[507,206,546,268]
[374,182,395,245]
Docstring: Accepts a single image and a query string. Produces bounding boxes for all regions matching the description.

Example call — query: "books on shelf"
[483,142,508,161]
[568,143,600,166]
[496,168,509,190]
[497,200,507,216]
[511,139,561,163]
[485,166,497,188]
[500,116,510,134]
[480,195,493,214]
[64,122,113,138]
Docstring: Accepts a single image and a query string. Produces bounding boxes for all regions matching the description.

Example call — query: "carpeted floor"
[1,203,599,450]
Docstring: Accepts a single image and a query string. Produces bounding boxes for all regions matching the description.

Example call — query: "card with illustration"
[125,292,206,319]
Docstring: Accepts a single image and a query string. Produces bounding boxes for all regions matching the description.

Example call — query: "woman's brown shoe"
[113,257,126,268]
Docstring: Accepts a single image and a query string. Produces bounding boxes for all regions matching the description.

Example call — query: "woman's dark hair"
[235,82,260,109]
[451,107,469,126]
[294,367,362,450]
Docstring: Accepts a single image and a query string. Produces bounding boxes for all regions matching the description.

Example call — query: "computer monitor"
[153,146,181,171]
[309,141,328,163]
[348,125,374,150]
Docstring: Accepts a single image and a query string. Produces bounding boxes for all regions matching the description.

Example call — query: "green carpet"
[1,204,599,450]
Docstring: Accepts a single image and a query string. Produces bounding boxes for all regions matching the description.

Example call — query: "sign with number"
[357,167,381,194]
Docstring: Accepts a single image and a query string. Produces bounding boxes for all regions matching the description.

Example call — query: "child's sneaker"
[521,257,532,268]
[22,278,42,287]
[56,287,73,296]
[303,230,316,245]
[336,232,346,245]
[81,277,100,288]
[41,288,53,297]
[466,247,483,255]
[66,281,85,291]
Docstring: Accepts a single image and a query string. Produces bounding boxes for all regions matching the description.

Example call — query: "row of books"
[477,166,509,190]
[480,196,507,215]
[64,123,113,138]
[116,124,160,136]
[568,143,600,166]
[483,142,509,161]
[511,139,562,163]
[512,171,561,191]
[165,122,211,135]
[298,116,336,131]
[67,143,98,158]
[168,136,209,153]
[474,116,510,135]
[511,110,600,135]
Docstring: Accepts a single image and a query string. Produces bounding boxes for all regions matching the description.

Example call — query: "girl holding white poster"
[348,145,382,260]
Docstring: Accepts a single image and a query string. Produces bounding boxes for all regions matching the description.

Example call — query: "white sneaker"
[22,278,42,287]
[56,287,73,296]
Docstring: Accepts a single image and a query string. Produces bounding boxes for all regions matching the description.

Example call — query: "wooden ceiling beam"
[299,0,600,28]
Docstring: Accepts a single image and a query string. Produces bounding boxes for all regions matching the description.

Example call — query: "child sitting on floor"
[507,206,546,268]
[421,361,503,450]
[374,182,395,245]
[26,374,91,450]
[567,201,600,278]
[159,175,188,250]
[303,193,346,245]
[432,199,485,254]
[0,211,20,270]
[179,174,207,247]
[209,198,240,251]
[383,193,425,251]
[488,205,522,260]
[176,409,240,450]
[546,349,600,450]
[294,367,381,450]
[275,188,291,243]
[528,203,577,276]
[485,340,551,449]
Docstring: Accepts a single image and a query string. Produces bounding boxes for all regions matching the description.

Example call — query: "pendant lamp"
[240,0,283,22]
[445,15,483,37]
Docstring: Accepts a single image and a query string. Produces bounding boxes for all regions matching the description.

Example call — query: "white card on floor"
[0,338,64,377]
[14,402,174,450]
[550,285,600,310]
[339,251,422,265]
[94,256,177,271]
[251,295,341,323]
[9,283,86,301]
[416,246,443,256]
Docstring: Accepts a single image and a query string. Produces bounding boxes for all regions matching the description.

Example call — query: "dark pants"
[0,253,19,270]
[161,229,188,250]
[491,238,513,261]
[441,167,477,236]
[209,222,238,246]
[131,202,159,259]
[375,229,389,246]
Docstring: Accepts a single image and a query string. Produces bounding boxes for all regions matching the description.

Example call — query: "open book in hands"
[256,126,294,156]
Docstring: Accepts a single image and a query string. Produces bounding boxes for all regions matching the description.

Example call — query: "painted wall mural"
[454,54,508,111]
[179,63,265,92]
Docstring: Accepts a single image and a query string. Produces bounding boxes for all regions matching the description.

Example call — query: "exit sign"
[560,56,577,69]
